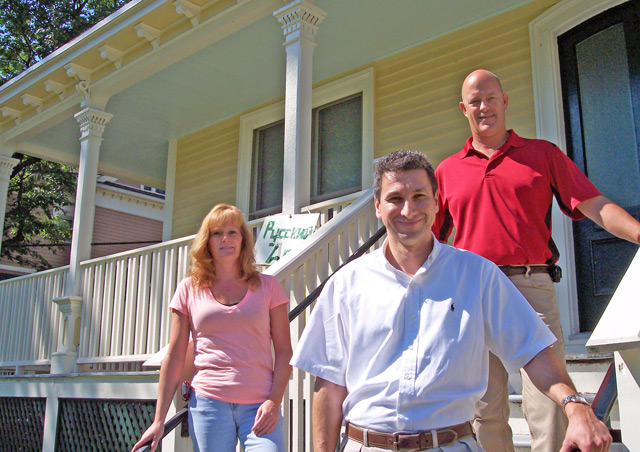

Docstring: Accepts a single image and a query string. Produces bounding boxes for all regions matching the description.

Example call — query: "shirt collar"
[379,234,442,280]
[460,129,525,159]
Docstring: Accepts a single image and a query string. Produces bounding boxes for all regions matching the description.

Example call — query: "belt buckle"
[391,433,400,451]
[391,432,404,451]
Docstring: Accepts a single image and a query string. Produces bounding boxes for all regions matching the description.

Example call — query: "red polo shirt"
[432,131,601,265]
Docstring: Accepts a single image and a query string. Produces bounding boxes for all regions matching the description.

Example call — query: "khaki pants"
[473,272,568,452]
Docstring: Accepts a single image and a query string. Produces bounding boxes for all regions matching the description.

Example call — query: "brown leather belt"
[499,265,550,277]
[346,421,474,450]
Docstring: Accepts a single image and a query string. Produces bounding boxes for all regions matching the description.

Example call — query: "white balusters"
[75,236,193,369]
[0,267,68,372]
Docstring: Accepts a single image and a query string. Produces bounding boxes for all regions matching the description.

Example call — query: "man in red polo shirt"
[433,69,640,452]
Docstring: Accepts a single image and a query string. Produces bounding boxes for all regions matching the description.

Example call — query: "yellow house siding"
[373,0,559,164]
[173,116,240,238]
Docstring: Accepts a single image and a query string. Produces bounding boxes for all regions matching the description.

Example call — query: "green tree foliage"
[0,0,129,84]
[3,155,77,270]
[0,0,128,269]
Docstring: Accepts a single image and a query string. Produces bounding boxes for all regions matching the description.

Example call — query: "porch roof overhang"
[0,0,533,188]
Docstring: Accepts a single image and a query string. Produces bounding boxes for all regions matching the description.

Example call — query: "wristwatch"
[561,394,590,413]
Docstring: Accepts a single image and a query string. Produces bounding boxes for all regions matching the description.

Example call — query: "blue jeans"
[188,392,286,452]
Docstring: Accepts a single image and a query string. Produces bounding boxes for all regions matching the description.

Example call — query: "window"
[312,94,363,203]
[250,120,285,218]
[238,68,374,219]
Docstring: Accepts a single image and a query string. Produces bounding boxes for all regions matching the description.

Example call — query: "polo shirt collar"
[460,129,526,159]
[379,234,442,281]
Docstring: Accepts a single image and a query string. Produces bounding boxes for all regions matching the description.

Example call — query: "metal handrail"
[590,362,621,443]
[288,225,386,321]
[136,408,188,452]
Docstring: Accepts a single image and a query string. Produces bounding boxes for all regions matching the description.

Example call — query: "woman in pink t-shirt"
[132,204,292,452]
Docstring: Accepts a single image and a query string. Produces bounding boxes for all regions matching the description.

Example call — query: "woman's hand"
[252,399,280,436]
[131,420,165,452]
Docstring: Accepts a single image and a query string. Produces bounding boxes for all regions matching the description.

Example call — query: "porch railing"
[76,236,192,371]
[0,189,368,373]
[0,266,68,373]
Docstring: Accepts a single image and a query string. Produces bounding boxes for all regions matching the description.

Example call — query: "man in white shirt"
[291,150,611,452]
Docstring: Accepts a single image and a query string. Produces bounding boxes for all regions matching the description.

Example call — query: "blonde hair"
[187,204,260,289]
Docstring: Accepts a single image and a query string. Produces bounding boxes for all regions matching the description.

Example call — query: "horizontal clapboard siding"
[172,116,240,238]
[373,0,558,164]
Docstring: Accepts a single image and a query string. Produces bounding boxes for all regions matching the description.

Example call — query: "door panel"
[559,1,640,332]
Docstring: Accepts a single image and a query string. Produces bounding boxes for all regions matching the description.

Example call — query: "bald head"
[461,69,503,99]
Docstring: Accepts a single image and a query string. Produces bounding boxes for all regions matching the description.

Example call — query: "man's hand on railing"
[130,419,165,452]
[560,402,612,452]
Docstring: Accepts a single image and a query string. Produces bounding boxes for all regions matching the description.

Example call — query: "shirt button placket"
[401,283,419,395]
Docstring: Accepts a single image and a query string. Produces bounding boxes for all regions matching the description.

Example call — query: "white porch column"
[274,0,326,214]
[52,107,111,374]
[0,154,19,256]
[64,107,113,296]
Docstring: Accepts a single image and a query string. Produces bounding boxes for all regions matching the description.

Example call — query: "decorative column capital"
[74,107,113,140]
[0,155,19,183]
[274,0,327,46]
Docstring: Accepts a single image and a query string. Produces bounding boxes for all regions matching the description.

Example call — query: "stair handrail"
[570,361,620,451]
[136,408,188,452]
[288,225,386,321]
[591,362,617,424]
[590,362,621,443]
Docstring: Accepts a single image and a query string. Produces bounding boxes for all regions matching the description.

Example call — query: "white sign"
[255,213,320,264]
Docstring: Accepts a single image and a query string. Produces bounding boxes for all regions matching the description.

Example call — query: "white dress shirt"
[291,237,555,432]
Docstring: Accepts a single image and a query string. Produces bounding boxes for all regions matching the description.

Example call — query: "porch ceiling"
[1,0,532,188]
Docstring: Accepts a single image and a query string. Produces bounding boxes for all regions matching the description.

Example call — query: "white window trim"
[530,0,627,355]
[236,67,374,215]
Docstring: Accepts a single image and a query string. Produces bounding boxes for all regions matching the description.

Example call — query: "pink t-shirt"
[169,273,289,403]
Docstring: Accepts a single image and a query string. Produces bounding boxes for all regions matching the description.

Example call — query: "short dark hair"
[374,150,437,199]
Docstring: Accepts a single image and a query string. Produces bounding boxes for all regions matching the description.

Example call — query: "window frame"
[236,67,374,216]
